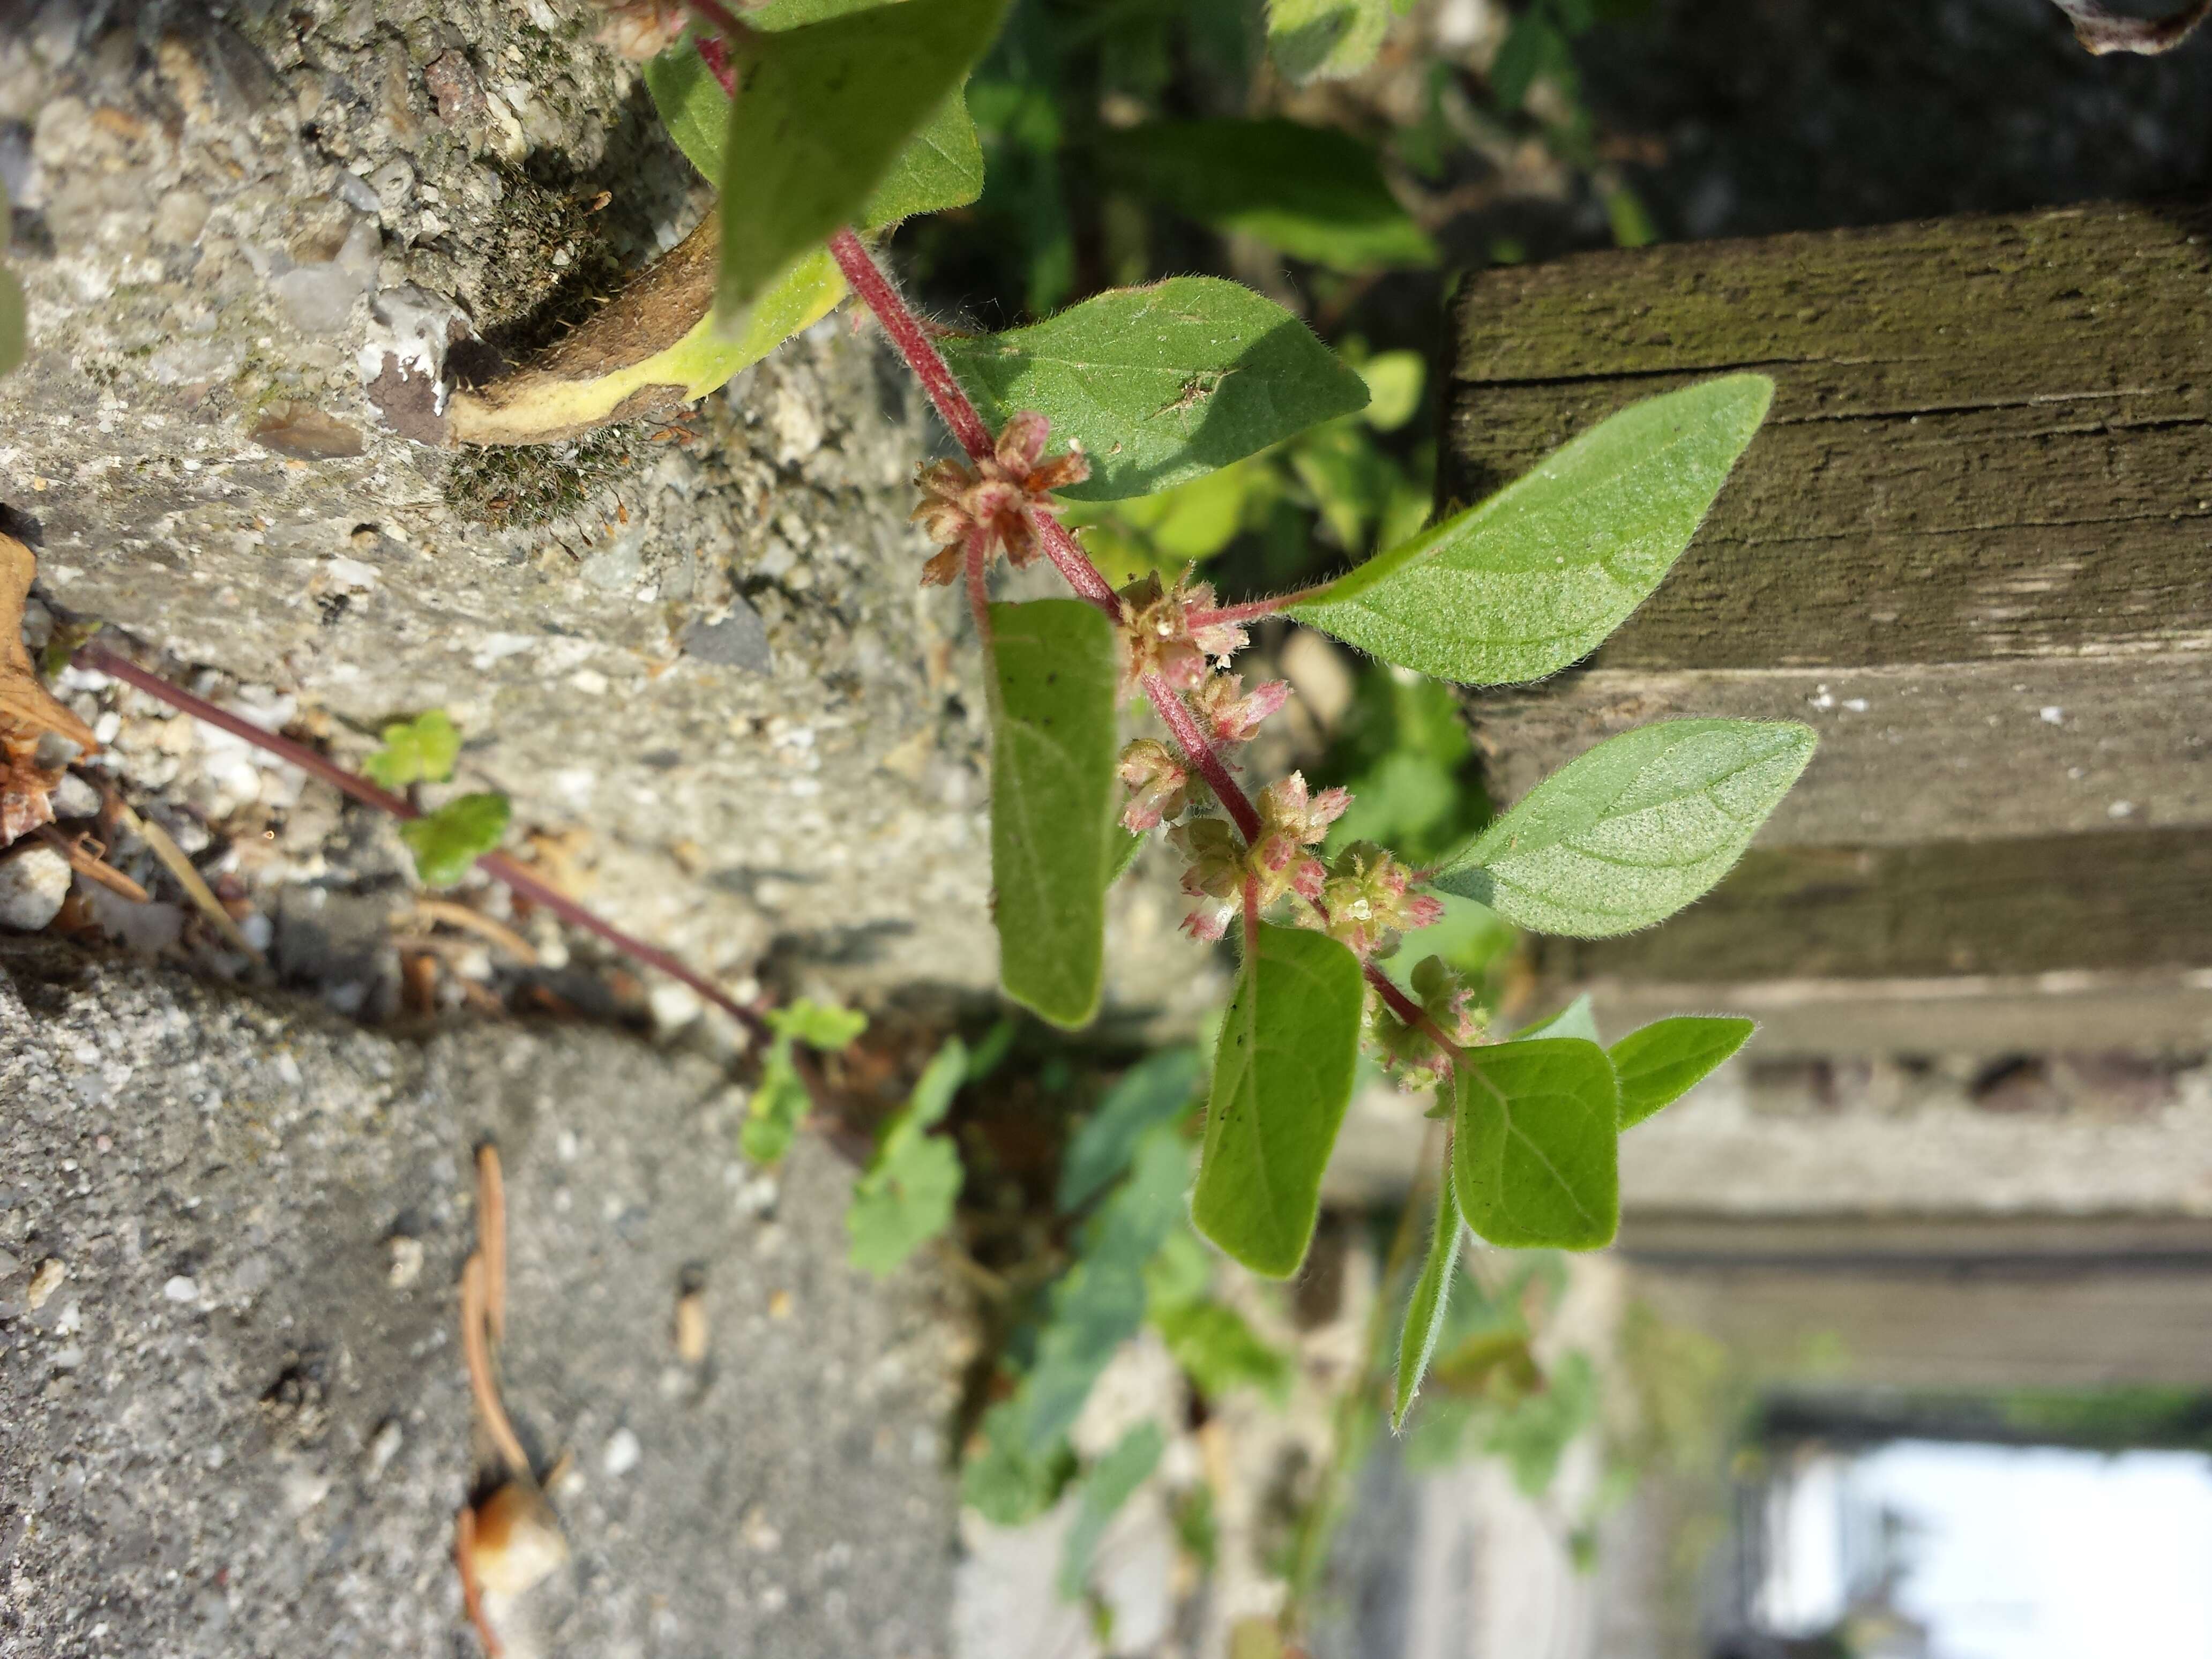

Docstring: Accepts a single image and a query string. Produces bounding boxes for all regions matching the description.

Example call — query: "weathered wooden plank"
[1473,658,2210,846]
[1540,828,2212,982]
[1444,200,2212,669]
[1588,970,2212,1059]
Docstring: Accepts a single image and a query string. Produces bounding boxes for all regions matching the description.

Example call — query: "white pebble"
[2109,800,2136,819]
[602,1428,641,1476]
[2040,706,2065,725]
[163,1275,200,1303]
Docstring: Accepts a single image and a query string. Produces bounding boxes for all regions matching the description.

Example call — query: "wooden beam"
[1444,200,2212,846]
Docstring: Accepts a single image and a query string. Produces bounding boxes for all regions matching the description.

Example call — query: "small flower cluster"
[1169,773,1349,941]
[1116,571,1249,691]
[1370,955,1485,1087]
[912,412,1089,586]
[1320,841,1445,960]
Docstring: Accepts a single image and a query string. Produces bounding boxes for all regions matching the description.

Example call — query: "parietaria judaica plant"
[570,0,1821,1420]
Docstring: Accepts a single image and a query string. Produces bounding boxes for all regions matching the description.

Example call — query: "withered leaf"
[1,533,99,848]
[2049,0,2212,53]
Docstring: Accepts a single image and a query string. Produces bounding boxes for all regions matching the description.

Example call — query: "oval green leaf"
[1611,1015,1754,1130]
[1452,1037,1620,1251]
[1099,118,1437,272]
[714,0,1008,316]
[1393,1165,1463,1430]
[1191,923,1366,1277]
[1058,1047,1202,1213]
[939,276,1370,500]
[1287,375,1773,684]
[988,599,1120,1028]
[1433,718,1816,937]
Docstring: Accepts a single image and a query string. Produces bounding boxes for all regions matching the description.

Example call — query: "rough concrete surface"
[0,938,961,1657]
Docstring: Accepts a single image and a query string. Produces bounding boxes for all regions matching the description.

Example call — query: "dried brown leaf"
[2050,0,2212,53]
[1,533,99,848]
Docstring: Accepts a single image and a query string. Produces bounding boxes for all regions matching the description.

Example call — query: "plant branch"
[73,640,775,1048]
[1365,960,1466,1061]
[1143,671,1262,843]
[964,532,993,645]
[827,228,996,461]
[1183,586,1333,631]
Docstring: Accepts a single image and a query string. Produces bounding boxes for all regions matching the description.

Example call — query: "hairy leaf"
[1288,375,1773,684]
[940,278,1370,500]
[1058,1422,1165,1598]
[647,42,981,226]
[1393,1171,1463,1429]
[1058,1047,1202,1213]
[363,709,460,791]
[1108,825,1148,887]
[1611,1015,1754,1130]
[1156,1301,1293,1406]
[847,1040,969,1276]
[1192,923,1365,1277]
[1452,1038,1619,1250]
[399,792,509,887]
[1433,719,1816,936]
[714,0,1007,315]
[1100,119,1436,272]
[962,1399,1072,1526]
[1023,1125,1191,1453]
[989,599,1119,1028]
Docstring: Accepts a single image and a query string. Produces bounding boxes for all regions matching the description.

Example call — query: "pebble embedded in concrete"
[0,847,72,932]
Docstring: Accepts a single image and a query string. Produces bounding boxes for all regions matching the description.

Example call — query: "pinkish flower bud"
[908,411,1086,585]
[1193,676,1291,748]
[1117,738,1192,832]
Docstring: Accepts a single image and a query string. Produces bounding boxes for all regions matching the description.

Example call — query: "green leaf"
[1514,992,1600,1046]
[742,1051,812,1164]
[1023,1125,1191,1453]
[847,1040,968,1276]
[1058,1047,1202,1213]
[1393,1173,1463,1429]
[940,278,1370,500]
[1108,825,1148,888]
[1486,1350,1598,1497]
[771,997,870,1051]
[1287,376,1774,684]
[1432,719,1817,936]
[647,40,981,227]
[1611,1015,1754,1130]
[1058,1422,1165,1599]
[1098,119,1437,273]
[1191,924,1365,1277]
[860,91,985,228]
[714,0,1008,316]
[1451,1038,1619,1250]
[963,1399,1072,1526]
[363,709,460,791]
[989,599,1119,1028]
[398,792,510,887]
[1156,1301,1292,1406]
[1267,0,1394,81]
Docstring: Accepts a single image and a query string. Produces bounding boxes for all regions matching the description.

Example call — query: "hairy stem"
[1183,587,1332,631]
[1144,672,1262,843]
[827,229,996,460]
[1365,960,1466,1060]
[74,640,774,1047]
[965,532,993,645]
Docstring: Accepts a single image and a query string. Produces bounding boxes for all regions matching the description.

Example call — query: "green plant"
[609,0,1811,1426]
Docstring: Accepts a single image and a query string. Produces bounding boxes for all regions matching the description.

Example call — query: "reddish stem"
[1365,960,1466,1060]
[1183,587,1332,631]
[965,532,993,645]
[1030,512,1124,618]
[827,229,996,461]
[73,641,774,1046]
[1143,672,1262,843]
